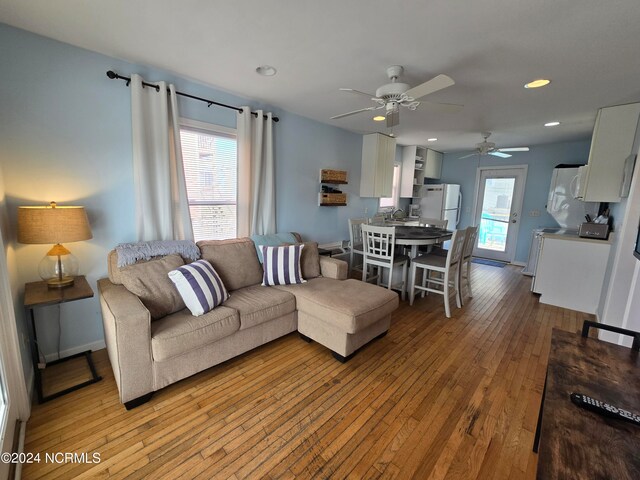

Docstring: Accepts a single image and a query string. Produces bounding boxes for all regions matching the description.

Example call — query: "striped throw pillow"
[261,244,306,286]
[168,260,229,316]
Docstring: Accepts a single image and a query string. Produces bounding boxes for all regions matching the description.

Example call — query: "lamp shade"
[17,202,92,245]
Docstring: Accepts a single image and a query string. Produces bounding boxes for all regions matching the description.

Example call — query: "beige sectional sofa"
[98,237,398,409]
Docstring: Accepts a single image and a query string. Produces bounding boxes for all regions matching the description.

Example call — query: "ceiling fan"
[459,132,530,159]
[330,65,461,128]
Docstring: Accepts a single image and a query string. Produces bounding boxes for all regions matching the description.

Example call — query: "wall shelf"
[319,169,348,206]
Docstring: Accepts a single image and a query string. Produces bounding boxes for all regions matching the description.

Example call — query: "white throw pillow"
[168,260,229,316]
[261,244,306,286]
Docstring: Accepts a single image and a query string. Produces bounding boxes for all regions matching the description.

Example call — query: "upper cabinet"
[424,148,443,179]
[360,133,396,197]
[579,102,640,203]
[400,146,442,198]
[400,145,426,198]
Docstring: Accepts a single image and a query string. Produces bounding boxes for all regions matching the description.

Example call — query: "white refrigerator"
[419,184,461,228]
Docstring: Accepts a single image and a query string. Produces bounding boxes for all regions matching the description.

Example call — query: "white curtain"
[131,74,193,241]
[237,107,276,236]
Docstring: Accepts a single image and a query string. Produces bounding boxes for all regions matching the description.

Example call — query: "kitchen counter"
[541,228,613,245]
[533,232,612,314]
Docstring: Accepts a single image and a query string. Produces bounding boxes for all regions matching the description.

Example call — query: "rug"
[472,258,507,268]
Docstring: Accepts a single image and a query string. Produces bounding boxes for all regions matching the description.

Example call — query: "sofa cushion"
[261,245,306,286]
[118,254,186,320]
[299,242,321,279]
[151,306,240,361]
[168,260,229,316]
[274,278,398,334]
[223,285,296,330]
[108,249,199,285]
[197,238,263,291]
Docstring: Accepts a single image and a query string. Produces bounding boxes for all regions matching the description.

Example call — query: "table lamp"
[18,201,93,288]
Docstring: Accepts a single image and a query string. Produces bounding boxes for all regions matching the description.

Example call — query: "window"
[379,164,401,210]
[180,120,237,242]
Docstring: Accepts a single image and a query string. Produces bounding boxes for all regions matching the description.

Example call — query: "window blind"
[180,127,238,241]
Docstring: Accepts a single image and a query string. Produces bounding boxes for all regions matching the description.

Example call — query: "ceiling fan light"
[524,79,551,89]
[373,115,385,122]
[544,121,561,127]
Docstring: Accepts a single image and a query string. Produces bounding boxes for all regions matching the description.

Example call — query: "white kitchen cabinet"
[579,102,640,202]
[400,145,427,198]
[424,148,443,179]
[360,133,396,197]
[534,233,612,314]
[400,146,442,199]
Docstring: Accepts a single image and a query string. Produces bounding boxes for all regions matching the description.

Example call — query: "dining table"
[393,225,453,258]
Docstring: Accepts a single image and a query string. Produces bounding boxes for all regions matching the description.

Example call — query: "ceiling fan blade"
[339,88,377,99]
[419,101,464,114]
[330,107,376,120]
[489,151,512,158]
[459,153,477,159]
[404,74,455,101]
[498,147,530,152]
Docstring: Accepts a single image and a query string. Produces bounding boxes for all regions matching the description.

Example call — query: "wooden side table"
[23,276,102,403]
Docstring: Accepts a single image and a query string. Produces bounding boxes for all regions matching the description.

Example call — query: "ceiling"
[2,0,640,152]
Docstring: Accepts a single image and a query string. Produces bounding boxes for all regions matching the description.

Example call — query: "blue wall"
[0,23,378,369]
[440,139,592,263]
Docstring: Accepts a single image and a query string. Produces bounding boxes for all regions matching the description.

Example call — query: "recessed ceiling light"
[256,65,277,76]
[544,121,561,127]
[373,115,385,122]
[525,79,551,89]
[427,138,437,142]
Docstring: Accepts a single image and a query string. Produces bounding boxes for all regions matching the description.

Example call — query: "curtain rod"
[106,71,279,122]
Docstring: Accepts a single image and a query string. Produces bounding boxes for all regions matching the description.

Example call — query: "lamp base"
[46,276,75,289]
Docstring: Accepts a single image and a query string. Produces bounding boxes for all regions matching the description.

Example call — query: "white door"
[473,167,527,262]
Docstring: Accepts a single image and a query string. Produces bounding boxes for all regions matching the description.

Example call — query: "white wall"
[597,122,640,344]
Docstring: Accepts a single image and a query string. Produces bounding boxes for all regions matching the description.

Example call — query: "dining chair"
[409,228,466,317]
[418,217,448,228]
[361,224,409,300]
[458,225,479,306]
[348,218,368,277]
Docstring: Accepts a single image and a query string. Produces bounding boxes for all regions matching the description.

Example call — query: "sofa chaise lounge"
[98,237,399,409]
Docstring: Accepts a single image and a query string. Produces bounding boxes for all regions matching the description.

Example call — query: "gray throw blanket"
[116,240,200,267]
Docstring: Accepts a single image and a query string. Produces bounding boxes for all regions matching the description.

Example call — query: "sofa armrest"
[98,278,154,404]
[320,256,348,280]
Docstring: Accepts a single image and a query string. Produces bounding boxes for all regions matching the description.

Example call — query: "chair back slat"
[361,224,396,262]
[349,218,368,247]
[446,229,467,269]
[462,225,479,261]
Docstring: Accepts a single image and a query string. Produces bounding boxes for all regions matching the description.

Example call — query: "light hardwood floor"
[23,264,590,479]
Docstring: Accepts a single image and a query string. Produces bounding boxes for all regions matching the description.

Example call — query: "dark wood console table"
[535,328,640,479]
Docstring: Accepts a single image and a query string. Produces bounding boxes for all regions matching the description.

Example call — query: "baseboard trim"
[44,340,106,363]
[13,421,26,480]
[510,261,526,267]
